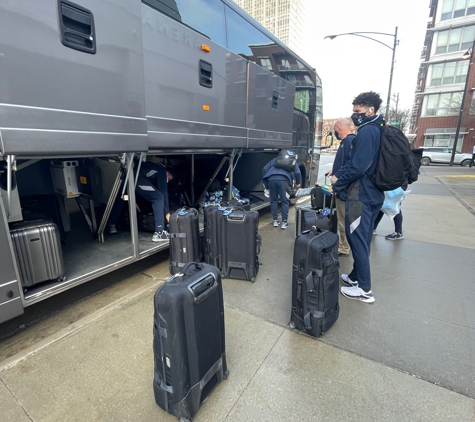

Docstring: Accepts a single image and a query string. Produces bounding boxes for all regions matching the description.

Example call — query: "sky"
[302,0,431,119]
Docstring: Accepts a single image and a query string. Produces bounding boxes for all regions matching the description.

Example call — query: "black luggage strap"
[154,371,173,394]
[158,326,167,338]
[170,232,186,239]
[297,279,303,301]
[304,306,338,330]
[306,271,322,292]
[170,260,186,268]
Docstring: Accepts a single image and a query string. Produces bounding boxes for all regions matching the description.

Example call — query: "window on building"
[422,92,462,116]
[435,25,475,54]
[429,61,468,85]
[424,134,462,149]
[441,0,475,21]
[259,57,273,70]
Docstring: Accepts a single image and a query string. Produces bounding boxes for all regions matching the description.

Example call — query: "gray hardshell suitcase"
[10,220,65,287]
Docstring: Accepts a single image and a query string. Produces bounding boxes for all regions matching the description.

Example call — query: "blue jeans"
[136,177,165,232]
[268,179,289,222]
[345,201,383,291]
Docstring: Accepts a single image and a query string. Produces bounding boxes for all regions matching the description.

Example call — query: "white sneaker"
[341,273,358,287]
[273,220,280,227]
[340,286,375,303]
[281,221,289,230]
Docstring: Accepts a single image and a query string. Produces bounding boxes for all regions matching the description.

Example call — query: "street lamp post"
[449,39,475,166]
[324,27,398,116]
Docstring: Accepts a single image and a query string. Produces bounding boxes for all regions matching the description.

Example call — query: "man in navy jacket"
[136,160,174,242]
[331,92,385,304]
[325,117,355,257]
[262,152,301,229]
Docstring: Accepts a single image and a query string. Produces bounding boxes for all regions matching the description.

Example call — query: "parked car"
[419,147,472,166]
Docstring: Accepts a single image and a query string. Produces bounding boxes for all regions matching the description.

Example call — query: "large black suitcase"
[153,263,228,421]
[203,206,224,269]
[221,209,260,282]
[169,207,201,275]
[290,227,340,338]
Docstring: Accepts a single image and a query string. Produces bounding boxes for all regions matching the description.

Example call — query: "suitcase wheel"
[223,370,229,380]
[179,418,192,422]
[250,277,256,283]
[289,321,296,329]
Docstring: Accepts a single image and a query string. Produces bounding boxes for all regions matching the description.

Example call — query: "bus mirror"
[325,132,333,147]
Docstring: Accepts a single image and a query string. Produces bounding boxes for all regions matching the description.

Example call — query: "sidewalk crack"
[0,377,34,421]
[223,327,285,421]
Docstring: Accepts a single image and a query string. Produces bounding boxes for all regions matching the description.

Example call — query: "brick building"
[410,0,475,154]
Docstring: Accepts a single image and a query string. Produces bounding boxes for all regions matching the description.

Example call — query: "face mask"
[334,130,341,140]
[351,112,367,127]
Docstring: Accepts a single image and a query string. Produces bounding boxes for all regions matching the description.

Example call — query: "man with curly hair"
[330,91,385,304]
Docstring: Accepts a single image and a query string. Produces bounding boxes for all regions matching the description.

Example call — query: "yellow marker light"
[203,105,210,111]
[201,44,211,52]
[80,176,87,184]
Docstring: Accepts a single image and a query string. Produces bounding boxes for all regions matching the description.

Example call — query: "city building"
[233,0,305,56]
[410,0,475,154]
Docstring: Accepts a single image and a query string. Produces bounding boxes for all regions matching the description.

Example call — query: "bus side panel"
[0,193,24,324]
[0,0,147,156]
[142,6,247,150]
[246,62,295,148]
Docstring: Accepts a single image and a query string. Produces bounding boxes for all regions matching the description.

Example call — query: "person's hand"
[165,213,170,222]
[325,170,332,177]
[295,184,301,189]
[330,176,338,184]
[329,185,333,194]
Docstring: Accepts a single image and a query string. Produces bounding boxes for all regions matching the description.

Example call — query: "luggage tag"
[178,210,188,216]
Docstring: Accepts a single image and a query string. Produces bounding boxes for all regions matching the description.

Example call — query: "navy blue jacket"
[137,161,170,213]
[332,134,355,176]
[332,115,385,204]
[262,158,301,188]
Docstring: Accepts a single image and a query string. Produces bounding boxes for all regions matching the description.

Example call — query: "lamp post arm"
[336,33,394,50]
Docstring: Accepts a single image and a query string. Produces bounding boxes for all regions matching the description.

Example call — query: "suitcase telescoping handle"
[182,262,218,303]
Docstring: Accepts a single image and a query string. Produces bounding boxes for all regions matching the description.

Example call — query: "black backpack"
[407,148,423,184]
[370,124,414,191]
[274,150,297,172]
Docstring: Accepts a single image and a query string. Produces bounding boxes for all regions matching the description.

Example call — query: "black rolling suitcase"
[221,209,260,282]
[153,263,228,422]
[290,227,340,338]
[169,207,201,275]
[203,206,224,269]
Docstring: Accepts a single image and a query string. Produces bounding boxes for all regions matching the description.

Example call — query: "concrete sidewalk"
[1,166,475,421]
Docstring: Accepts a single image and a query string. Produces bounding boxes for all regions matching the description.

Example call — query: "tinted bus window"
[143,0,226,45]
[225,5,274,59]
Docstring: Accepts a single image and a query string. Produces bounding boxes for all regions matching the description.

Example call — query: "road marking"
[435,175,475,178]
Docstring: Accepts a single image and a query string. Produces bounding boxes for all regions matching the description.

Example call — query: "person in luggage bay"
[136,159,174,242]
[325,117,355,257]
[262,151,301,230]
[329,91,385,304]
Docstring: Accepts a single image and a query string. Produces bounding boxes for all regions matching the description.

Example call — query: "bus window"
[224,5,274,59]
[143,0,227,45]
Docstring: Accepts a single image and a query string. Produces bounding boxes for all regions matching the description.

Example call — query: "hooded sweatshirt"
[332,114,385,204]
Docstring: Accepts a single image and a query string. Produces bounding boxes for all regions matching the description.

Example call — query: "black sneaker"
[152,231,170,242]
[385,232,404,240]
